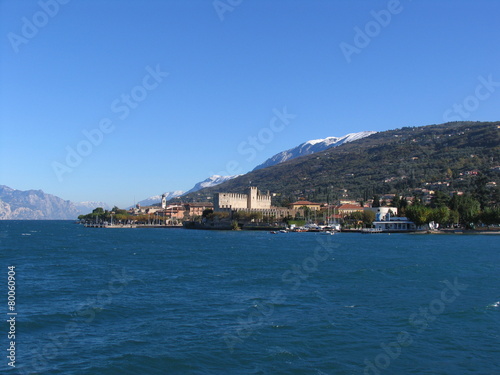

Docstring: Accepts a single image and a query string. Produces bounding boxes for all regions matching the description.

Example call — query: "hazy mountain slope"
[184,175,241,195]
[0,185,80,220]
[136,191,184,207]
[74,201,111,215]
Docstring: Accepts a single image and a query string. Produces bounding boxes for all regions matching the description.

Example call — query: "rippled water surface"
[1,221,499,374]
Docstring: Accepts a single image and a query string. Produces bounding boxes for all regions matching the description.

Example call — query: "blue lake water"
[0,221,499,374]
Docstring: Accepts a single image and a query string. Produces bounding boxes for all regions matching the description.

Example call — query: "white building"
[373,216,416,232]
[365,207,398,220]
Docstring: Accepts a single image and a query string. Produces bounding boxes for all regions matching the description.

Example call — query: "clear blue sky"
[1,0,499,207]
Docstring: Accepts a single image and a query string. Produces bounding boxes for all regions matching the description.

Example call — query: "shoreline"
[80,222,500,235]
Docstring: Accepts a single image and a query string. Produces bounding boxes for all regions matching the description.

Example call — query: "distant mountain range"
[137,132,375,205]
[253,131,376,170]
[184,175,240,195]
[134,175,239,207]
[0,185,80,220]
[74,201,111,214]
[8,123,497,220]
[0,131,378,218]
[0,185,115,219]
[135,191,185,207]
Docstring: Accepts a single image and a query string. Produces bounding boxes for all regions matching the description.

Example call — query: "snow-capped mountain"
[184,175,241,195]
[253,131,377,171]
[135,191,184,207]
[133,175,239,206]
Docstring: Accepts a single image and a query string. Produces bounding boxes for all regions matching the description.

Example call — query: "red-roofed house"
[336,203,364,216]
[289,200,322,211]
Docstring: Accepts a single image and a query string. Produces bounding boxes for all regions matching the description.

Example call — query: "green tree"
[429,206,450,226]
[115,214,129,221]
[446,168,453,180]
[449,194,481,225]
[345,211,364,228]
[92,207,105,215]
[430,191,450,208]
[372,195,381,207]
[250,212,263,222]
[412,194,423,206]
[300,206,312,219]
[472,173,490,209]
[399,197,409,216]
[202,209,214,218]
[448,210,460,225]
[391,195,401,208]
[405,205,431,226]
[362,210,376,227]
[479,207,500,225]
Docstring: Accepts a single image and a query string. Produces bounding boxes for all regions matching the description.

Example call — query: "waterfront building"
[336,203,364,216]
[184,202,213,217]
[372,216,416,232]
[364,206,398,220]
[214,187,301,220]
[214,187,271,210]
[288,200,321,211]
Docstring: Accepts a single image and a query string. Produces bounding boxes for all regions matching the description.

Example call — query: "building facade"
[214,187,271,210]
[289,200,322,211]
[336,203,364,216]
[365,207,398,220]
[373,217,416,232]
[184,202,213,217]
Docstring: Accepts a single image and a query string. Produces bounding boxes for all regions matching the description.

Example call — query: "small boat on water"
[292,227,308,232]
[270,229,289,234]
[361,228,383,234]
[322,230,335,235]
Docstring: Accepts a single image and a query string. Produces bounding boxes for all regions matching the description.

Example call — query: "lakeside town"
[79,184,500,234]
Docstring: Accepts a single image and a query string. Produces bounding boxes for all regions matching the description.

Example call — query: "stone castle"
[214,187,271,210]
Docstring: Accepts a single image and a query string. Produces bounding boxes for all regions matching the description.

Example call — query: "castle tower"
[161,193,167,209]
[247,186,258,209]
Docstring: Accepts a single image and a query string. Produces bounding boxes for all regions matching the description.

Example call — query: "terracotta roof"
[337,204,363,210]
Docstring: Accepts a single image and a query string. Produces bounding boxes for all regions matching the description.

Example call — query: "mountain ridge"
[179,121,500,204]
[253,131,376,170]
[0,185,80,220]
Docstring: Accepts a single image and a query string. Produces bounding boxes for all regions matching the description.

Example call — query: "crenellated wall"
[215,192,248,209]
[215,187,271,210]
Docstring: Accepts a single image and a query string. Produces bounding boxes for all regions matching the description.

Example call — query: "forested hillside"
[178,121,500,206]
